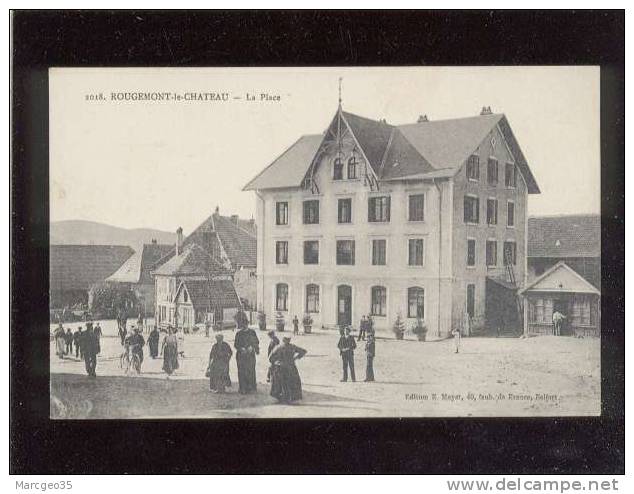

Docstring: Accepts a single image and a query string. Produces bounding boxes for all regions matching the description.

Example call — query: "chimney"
[151,238,157,244]
[176,227,183,255]
[214,205,220,216]
[417,114,429,123]
[230,214,239,225]
[480,106,492,115]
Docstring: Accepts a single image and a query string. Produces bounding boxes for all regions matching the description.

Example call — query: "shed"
[519,261,600,338]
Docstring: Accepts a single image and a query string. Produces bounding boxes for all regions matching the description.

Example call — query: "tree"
[89,282,138,318]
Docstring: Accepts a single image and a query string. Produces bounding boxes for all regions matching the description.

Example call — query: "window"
[505,162,516,187]
[464,196,480,223]
[371,239,386,266]
[336,240,355,265]
[487,158,499,185]
[303,200,320,224]
[408,194,425,221]
[368,196,391,222]
[486,240,497,266]
[347,157,358,179]
[276,202,289,226]
[467,239,476,267]
[275,241,288,264]
[408,239,425,266]
[305,284,320,313]
[507,201,515,227]
[466,284,475,319]
[303,240,319,265]
[486,198,498,225]
[333,157,343,180]
[371,286,387,316]
[466,154,480,181]
[338,198,352,224]
[503,241,517,266]
[183,290,188,303]
[275,283,288,311]
[408,287,425,319]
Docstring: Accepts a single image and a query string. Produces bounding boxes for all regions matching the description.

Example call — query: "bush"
[89,282,138,318]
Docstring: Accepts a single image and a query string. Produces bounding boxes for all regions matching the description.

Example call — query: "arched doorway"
[337,285,352,327]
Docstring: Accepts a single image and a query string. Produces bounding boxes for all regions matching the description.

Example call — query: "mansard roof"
[243,108,540,193]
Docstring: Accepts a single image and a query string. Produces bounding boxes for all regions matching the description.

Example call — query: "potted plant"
[275,311,286,332]
[257,310,267,331]
[412,317,428,342]
[302,313,313,334]
[393,312,406,340]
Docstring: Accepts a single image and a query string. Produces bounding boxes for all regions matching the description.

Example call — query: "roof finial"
[338,77,343,108]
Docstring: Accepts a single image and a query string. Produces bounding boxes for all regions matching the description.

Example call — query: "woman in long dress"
[207,334,233,393]
[148,326,160,359]
[161,327,179,377]
[54,323,66,359]
[269,336,307,403]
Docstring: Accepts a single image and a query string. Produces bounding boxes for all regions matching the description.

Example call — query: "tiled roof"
[243,108,539,193]
[342,111,394,175]
[212,214,256,268]
[50,245,134,292]
[177,279,241,311]
[152,244,230,277]
[528,214,600,258]
[106,243,173,284]
[243,135,323,191]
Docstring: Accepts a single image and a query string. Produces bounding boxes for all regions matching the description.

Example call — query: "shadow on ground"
[50,373,368,419]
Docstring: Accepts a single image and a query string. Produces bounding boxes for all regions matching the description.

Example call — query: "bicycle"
[119,347,142,375]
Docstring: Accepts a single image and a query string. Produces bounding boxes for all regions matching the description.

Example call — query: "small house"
[519,261,601,337]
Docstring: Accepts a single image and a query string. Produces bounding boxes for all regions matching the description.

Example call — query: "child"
[451,327,461,354]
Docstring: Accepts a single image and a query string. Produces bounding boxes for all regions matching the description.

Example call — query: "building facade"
[244,106,539,337]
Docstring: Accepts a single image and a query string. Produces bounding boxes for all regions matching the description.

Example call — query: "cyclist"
[126,326,146,374]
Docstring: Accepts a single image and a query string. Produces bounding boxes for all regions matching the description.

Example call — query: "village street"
[50,320,600,419]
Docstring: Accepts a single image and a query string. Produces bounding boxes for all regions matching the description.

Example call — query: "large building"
[244,105,540,336]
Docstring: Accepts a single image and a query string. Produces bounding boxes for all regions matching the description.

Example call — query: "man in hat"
[358,315,367,341]
[266,330,280,383]
[93,322,103,355]
[337,326,357,382]
[127,326,146,373]
[292,315,299,335]
[64,327,74,356]
[73,326,83,359]
[81,324,98,377]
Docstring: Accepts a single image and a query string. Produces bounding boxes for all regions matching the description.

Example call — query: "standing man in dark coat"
[292,315,299,335]
[93,322,103,355]
[266,330,280,383]
[81,325,98,377]
[269,336,307,403]
[234,324,260,394]
[65,328,74,355]
[73,327,83,359]
[337,326,357,382]
[357,316,367,341]
[364,334,376,382]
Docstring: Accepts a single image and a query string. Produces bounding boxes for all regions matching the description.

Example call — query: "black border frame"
[11,10,625,474]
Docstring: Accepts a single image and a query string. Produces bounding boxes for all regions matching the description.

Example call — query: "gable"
[521,262,599,295]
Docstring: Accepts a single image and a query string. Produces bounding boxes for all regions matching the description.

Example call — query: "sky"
[50,67,600,234]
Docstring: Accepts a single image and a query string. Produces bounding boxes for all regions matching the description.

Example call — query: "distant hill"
[50,220,176,249]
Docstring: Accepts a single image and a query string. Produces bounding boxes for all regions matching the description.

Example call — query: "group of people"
[53,321,101,377]
[205,315,307,404]
[337,325,376,382]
